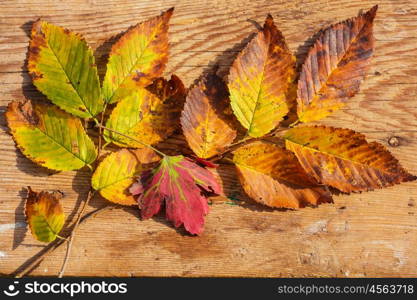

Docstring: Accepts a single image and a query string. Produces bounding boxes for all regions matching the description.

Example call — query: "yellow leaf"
[297,6,377,122]
[25,187,65,243]
[104,75,186,148]
[228,15,296,137]
[284,125,416,193]
[28,20,103,119]
[6,100,97,171]
[102,8,174,104]
[181,74,237,158]
[92,149,160,205]
[233,141,332,208]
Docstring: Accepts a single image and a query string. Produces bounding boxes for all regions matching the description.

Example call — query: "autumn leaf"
[25,187,65,243]
[92,148,160,205]
[233,141,332,208]
[28,20,103,119]
[102,8,174,104]
[104,75,186,148]
[181,74,237,158]
[228,15,296,137]
[284,125,416,193]
[6,100,97,171]
[130,155,222,235]
[297,5,377,122]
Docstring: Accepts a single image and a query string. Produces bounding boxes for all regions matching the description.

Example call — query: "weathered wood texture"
[1,0,417,277]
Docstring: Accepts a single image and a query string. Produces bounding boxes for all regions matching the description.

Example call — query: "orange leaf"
[228,15,296,137]
[233,141,332,208]
[284,125,416,193]
[297,5,377,122]
[181,74,237,158]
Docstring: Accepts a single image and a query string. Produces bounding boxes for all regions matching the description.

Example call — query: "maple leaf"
[228,14,296,137]
[297,5,377,122]
[233,141,332,208]
[284,125,416,193]
[92,149,160,205]
[6,99,97,171]
[25,187,65,243]
[104,75,186,148]
[130,155,222,235]
[181,74,237,158]
[102,8,174,104]
[28,20,103,119]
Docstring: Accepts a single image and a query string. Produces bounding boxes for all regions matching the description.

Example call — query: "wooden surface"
[1,0,417,277]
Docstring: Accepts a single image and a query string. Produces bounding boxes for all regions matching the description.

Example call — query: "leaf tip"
[166,6,175,15]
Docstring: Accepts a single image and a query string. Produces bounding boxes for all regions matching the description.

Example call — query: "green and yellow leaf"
[181,74,237,158]
[228,15,296,137]
[284,125,416,193]
[6,100,97,171]
[25,187,65,243]
[102,8,174,104]
[233,141,332,208]
[28,20,103,119]
[104,75,186,148]
[92,148,160,205]
[297,6,377,122]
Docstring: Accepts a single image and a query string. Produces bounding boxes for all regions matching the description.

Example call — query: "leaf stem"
[289,119,300,128]
[13,205,112,278]
[55,235,68,241]
[58,189,96,278]
[96,124,167,157]
[97,103,108,159]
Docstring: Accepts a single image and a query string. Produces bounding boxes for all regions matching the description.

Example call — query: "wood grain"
[1,0,417,277]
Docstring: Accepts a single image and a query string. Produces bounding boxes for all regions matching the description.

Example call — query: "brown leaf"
[284,125,416,193]
[181,74,237,158]
[233,141,332,208]
[297,5,377,122]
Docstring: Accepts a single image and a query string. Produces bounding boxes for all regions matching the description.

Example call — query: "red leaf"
[131,155,222,235]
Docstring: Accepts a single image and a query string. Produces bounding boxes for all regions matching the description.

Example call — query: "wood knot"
[388,136,400,147]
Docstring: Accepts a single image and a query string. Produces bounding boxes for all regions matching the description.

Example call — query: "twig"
[58,189,96,278]
[97,124,167,157]
[289,119,300,128]
[208,127,290,162]
[14,205,111,278]
[97,103,108,159]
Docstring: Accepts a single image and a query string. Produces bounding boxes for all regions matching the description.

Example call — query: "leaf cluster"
[6,5,416,239]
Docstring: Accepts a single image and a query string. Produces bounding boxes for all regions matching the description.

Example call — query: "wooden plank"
[0,0,417,277]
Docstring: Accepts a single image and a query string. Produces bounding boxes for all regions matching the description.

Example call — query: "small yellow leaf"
[25,187,65,243]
